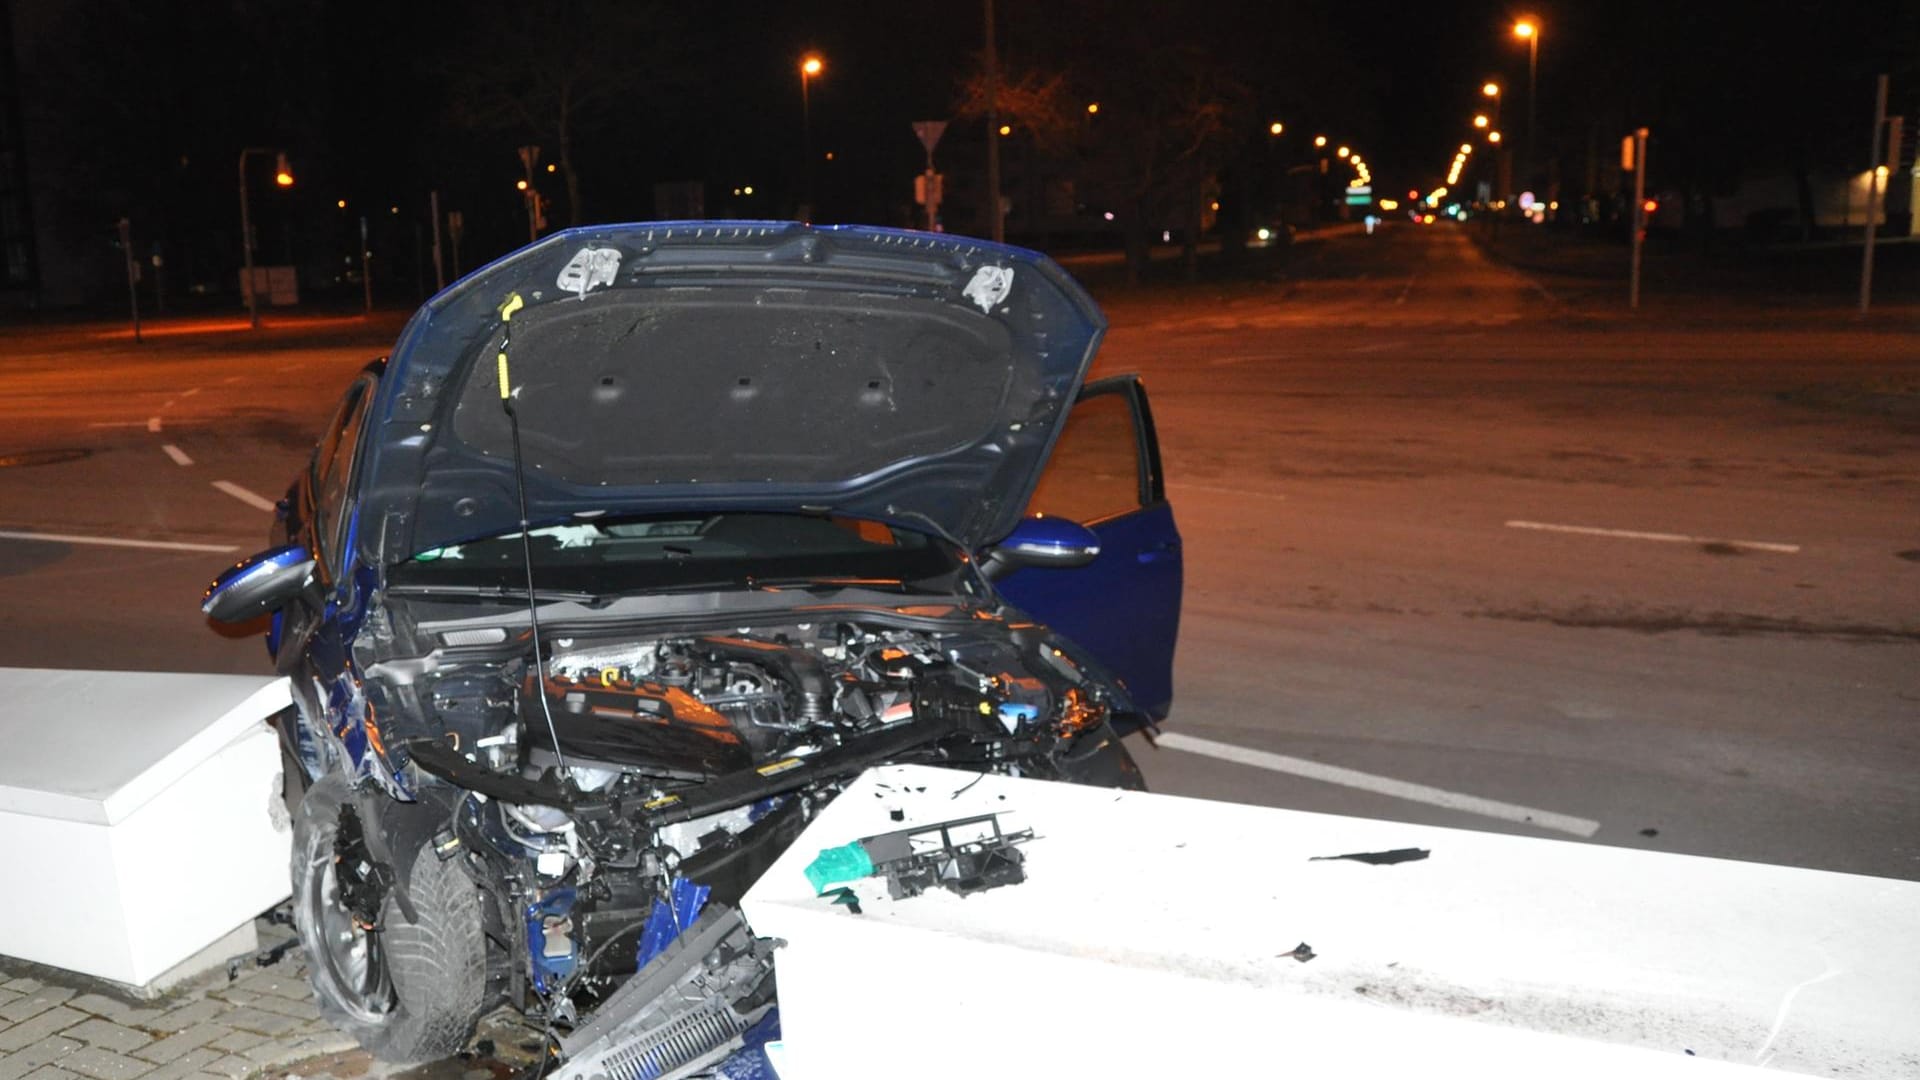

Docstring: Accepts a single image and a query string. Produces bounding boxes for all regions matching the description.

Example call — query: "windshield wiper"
[743,575,914,593]
[386,583,605,603]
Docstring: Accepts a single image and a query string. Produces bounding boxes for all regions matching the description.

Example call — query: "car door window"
[313,378,374,576]
[1023,389,1146,525]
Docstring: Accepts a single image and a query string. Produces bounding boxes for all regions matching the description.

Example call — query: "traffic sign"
[912,121,948,155]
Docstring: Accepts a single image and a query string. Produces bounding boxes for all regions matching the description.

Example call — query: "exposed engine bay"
[362,611,1135,1038]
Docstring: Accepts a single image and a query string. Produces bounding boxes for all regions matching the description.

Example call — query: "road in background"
[1,226,1914,878]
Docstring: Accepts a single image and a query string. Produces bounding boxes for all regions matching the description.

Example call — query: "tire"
[291,775,488,1064]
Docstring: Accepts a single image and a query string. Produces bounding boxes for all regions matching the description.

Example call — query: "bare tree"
[440,0,686,227]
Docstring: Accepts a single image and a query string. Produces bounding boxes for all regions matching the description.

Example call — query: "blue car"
[203,223,1181,1068]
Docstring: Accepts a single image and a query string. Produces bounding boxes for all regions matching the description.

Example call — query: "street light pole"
[983,0,1003,243]
[237,147,291,329]
[800,55,823,219]
[1859,73,1889,316]
[1512,21,1539,189]
[1526,32,1538,173]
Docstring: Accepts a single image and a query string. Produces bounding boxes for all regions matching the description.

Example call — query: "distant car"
[203,223,1183,1068]
[1250,221,1297,248]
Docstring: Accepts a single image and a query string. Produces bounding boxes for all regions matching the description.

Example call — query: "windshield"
[386,512,970,598]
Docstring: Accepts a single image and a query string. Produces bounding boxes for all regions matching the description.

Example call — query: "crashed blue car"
[203,223,1182,1069]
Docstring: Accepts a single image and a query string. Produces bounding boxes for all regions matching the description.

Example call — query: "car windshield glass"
[386,512,967,597]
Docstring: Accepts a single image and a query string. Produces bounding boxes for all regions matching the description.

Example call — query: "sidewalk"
[0,918,535,1080]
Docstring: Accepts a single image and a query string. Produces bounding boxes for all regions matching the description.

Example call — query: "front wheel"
[291,775,488,1064]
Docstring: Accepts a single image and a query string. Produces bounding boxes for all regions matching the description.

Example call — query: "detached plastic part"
[803,842,875,894]
[552,904,776,1080]
[805,814,1033,906]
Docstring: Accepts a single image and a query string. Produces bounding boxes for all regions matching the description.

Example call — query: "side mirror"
[979,515,1101,581]
[202,545,315,624]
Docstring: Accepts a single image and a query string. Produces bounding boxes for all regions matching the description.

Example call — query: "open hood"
[353,223,1106,565]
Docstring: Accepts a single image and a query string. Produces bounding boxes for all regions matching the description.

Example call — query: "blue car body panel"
[994,500,1182,721]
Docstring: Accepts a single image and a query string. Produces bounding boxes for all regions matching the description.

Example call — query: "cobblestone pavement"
[0,947,357,1080]
[0,920,541,1080]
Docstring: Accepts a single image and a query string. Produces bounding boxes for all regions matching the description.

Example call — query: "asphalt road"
[1,224,1915,879]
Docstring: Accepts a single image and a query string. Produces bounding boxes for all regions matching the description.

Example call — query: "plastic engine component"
[553,904,775,1080]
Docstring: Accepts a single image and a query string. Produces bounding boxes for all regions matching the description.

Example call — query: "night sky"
[4,0,1916,299]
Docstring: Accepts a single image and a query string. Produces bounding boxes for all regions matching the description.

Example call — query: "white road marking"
[181,387,201,397]
[1209,354,1288,367]
[147,416,162,433]
[1156,731,1603,837]
[212,480,278,512]
[161,443,194,466]
[162,399,176,410]
[1505,520,1800,554]
[1348,340,1406,354]
[0,529,238,554]
[87,421,148,428]
[1176,483,1287,501]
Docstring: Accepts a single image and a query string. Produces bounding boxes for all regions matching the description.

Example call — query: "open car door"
[993,375,1182,724]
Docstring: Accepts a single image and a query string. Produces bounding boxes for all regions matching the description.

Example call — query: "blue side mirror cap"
[202,544,314,623]
[981,515,1101,580]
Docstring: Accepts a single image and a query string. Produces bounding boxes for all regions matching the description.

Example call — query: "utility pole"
[117,218,141,342]
[983,0,1003,243]
[1860,74,1889,316]
[518,145,541,245]
[429,190,446,293]
[359,216,372,315]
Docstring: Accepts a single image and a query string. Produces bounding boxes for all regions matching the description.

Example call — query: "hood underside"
[354,223,1106,564]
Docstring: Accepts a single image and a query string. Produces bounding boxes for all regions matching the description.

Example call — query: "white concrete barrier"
[744,763,1920,1079]
[0,669,294,991]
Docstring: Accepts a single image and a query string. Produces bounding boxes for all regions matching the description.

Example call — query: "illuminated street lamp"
[800,53,825,213]
[1268,120,1284,136]
[1474,114,1489,129]
[1313,135,1327,148]
[237,148,292,330]
[1488,130,1503,144]
[1483,82,1501,98]
[1088,102,1100,115]
[1512,18,1540,173]
[1336,145,1350,159]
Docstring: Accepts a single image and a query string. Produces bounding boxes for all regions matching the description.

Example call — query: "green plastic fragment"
[804,841,875,894]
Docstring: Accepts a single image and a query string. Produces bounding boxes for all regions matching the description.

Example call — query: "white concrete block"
[0,669,294,989]
[743,764,1920,1080]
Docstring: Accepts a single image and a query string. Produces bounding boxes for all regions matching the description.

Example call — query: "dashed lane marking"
[162,443,193,466]
[1175,483,1287,501]
[0,529,238,554]
[1156,731,1602,837]
[212,480,278,512]
[1505,520,1800,554]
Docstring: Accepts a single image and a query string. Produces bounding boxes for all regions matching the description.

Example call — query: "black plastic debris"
[1640,827,1660,837]
[1310,847,1430,866]
[1283,942,1316,963]
[821,886,864,915]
